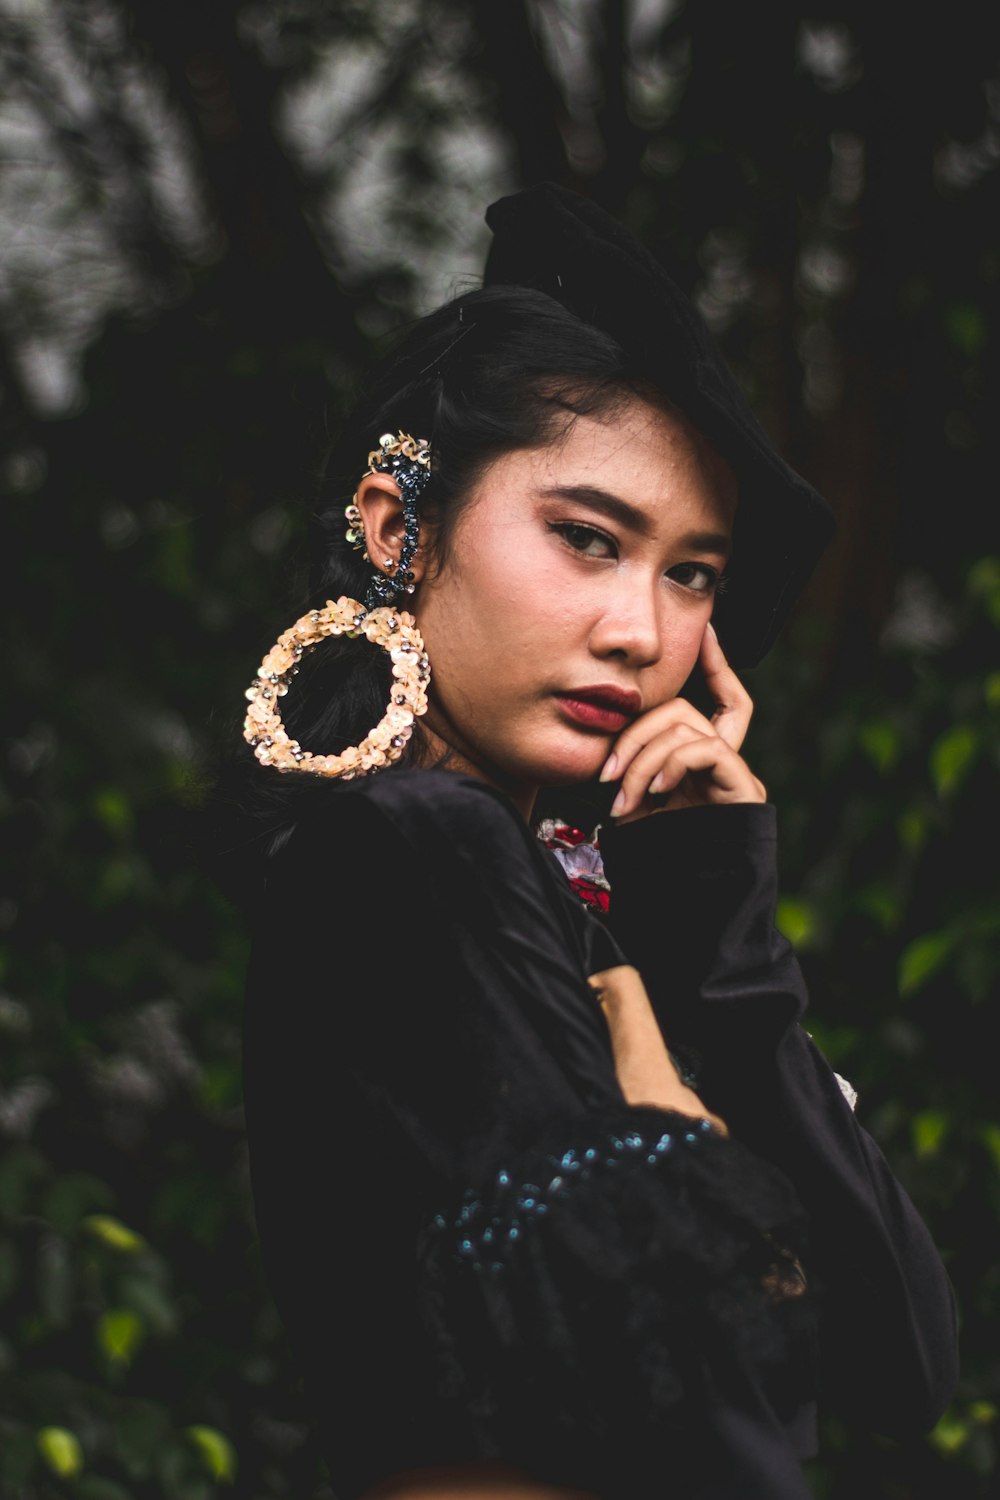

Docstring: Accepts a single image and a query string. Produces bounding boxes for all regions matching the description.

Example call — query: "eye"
[550,522,617,559]
[668,562,724,595]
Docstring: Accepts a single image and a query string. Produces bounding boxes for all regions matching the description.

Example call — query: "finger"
[611,736,764,815]
[599,697,717,783]
[700,621,753,751]
[652,737,764,801]
[610,723,711,817]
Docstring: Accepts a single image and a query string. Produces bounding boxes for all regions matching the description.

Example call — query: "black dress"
[241,768,958,1500]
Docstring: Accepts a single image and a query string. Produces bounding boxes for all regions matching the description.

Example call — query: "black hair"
[202,284,647,912]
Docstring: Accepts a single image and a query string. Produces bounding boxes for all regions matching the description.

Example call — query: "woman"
[233,185,958,1500]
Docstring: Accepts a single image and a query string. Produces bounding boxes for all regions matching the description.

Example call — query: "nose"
[587,574,663,669]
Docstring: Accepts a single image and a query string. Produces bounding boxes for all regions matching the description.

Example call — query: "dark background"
[2,2,998,1496]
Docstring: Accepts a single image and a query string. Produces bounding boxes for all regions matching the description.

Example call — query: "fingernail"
[610,789,626,817]
[649,773,664,794]
[599,753,618,783]
[706,621,717,639]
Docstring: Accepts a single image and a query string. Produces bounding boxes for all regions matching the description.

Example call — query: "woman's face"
[413,394,738,809]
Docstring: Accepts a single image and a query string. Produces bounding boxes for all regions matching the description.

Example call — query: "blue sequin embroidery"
[429,1117,716,1275]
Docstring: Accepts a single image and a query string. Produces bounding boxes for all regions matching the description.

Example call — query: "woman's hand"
[600,622,766,823]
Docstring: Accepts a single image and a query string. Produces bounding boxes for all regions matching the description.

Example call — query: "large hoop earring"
[242,432,432,780]
[243,599,429,778]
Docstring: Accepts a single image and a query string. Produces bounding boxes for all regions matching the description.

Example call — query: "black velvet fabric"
[482,184,837,668]
[241,771,958,1500]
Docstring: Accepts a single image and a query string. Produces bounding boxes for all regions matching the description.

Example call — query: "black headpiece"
[483,183,835,668]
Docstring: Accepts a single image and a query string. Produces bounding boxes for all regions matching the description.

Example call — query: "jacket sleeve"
[598,801,960,1437]
[242,774,818,1500]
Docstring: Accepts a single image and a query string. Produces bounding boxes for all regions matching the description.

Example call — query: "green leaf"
[775,896,816,949]
[967,556,1000,628]
[91,787,134,838]
[912,1108,948,1159]
[930,1410,970,1455]
[930,724,978,796]
[37,1427,84,1478]
[83,1214,147,1253]
[186,1426,237,1484]
[855,884,898,930]
[897,807,928,854]
[945,302,987,357]
[985,673,1000,709]
[859,719,901,773]
[969,557,1000,593]
[198,1060,241,1111]
[97,1308,144,1366]
[898,931,953,996]
[979,1124,1000,1174]
[971,1400,998,1425]
[91,856,137,909]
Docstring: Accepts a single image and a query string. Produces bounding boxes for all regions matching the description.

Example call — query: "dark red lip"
[559,685,642,715]
[554,685,642,734]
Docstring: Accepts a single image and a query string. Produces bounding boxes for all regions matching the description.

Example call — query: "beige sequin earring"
[242,432,432,779]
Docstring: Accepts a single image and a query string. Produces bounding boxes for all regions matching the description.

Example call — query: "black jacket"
[241,769,958,1500]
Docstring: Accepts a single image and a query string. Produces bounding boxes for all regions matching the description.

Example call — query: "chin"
[528,739,610,787]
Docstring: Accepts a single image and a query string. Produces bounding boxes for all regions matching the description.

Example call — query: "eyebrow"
[537,484,732,557]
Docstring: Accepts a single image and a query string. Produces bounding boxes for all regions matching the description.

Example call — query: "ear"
[354,471,427,585]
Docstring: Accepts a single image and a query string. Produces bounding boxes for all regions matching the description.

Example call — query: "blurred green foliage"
[752,559,1000,1496]
[2,3,999,1497]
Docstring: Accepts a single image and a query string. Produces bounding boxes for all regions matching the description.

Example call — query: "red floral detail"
[569,877,611,914]
[536,817,610,915]
[537,820,587,848]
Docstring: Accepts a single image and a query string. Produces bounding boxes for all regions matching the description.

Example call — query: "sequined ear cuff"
[243,431,432,779]
[344,431,431,609]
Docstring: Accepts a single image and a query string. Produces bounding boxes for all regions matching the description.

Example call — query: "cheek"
[416,526,561,682]
[498,555,584,645]
[655,607,710,688]
[452,533,574,655]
